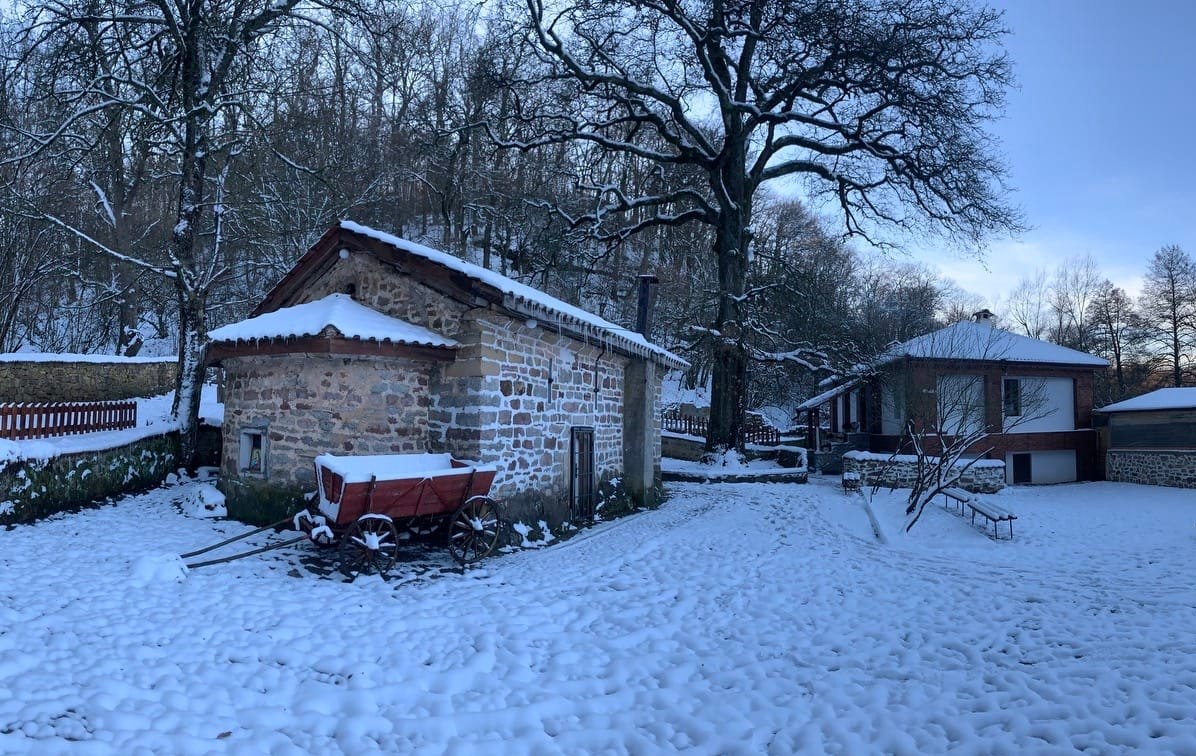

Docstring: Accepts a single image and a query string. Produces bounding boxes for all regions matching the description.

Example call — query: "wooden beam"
[206,335,456,366]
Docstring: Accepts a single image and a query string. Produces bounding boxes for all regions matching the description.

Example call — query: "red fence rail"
[661,410,780,446]
[0,400,137,440]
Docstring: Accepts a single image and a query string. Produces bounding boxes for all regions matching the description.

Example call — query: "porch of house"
[797,379,1100,483]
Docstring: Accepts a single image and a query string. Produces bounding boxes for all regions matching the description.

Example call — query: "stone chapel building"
[207,221,687,524]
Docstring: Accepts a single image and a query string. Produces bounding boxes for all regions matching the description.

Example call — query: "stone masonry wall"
[843,453,1006,493]
[220,353,434,490]
[300,252,469,336]
[304,252,636,523]
[0,357,175,402]
[1107,450,1196,489]
[0,433,177,526]
[429,312,630,525]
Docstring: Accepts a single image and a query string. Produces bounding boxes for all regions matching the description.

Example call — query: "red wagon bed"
[314,452,497,525]
[308,452,503,575]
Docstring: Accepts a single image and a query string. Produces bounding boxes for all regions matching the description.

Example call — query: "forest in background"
[0,0,1191,439]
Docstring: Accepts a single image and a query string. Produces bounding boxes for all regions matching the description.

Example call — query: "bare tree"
[1004,270,1050,339]
[849,259,962,362]
[4,0,349,464]
[496,0,1021,454]
[1140,245,1196,388]
[1048,254,1102,351]
[1090,280,1148,402]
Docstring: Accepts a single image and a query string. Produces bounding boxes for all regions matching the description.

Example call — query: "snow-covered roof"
[796,378,861,411]
[880,321,1108,368]
[208,293,458,349]
[336,221,687,369]
[1095,387,1196,413]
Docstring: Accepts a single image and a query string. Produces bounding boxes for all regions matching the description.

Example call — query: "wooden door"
[571,427,596,521]
[1012,453,1032,484]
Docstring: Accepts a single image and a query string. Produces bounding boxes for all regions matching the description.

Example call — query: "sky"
[919,0,1196,307]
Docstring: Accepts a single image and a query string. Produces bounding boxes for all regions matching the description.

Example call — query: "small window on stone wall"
[240,428,266,476]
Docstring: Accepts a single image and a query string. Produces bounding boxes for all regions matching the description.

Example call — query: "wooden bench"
[968,498,1017,540]
[941,487,1016,540]
[940,487,972,515]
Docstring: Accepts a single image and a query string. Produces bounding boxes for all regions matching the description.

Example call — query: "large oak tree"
[502,0,1021,451]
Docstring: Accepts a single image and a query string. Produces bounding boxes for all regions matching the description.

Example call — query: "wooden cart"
[306,453,502,576]
[182,453,503,578]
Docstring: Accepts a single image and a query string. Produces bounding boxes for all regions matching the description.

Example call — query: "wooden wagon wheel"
[338,514,399,579]
[446,496,503,565]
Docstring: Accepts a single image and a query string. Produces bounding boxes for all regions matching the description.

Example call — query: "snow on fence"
[0,400,137,440]
[661,410,780,445]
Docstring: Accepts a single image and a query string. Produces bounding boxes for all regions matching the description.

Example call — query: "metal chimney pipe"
[635,275,659,338]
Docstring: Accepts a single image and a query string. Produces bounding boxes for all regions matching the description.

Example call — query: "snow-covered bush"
[181,484,227,519]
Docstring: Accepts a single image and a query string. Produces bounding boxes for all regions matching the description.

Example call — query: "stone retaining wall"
[1106,450,1196,489]
[662,433,807,469]
[662,433,704,461]
[0,433,178,525]
[0,356,176,402]
[843,453,1006,493]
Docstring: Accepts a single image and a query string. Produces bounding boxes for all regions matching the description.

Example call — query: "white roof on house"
[880,321,1108,367]
[208,293,458,348]
[340,220,688,368]
[796,378,861,411]
[1096,387,1196,413]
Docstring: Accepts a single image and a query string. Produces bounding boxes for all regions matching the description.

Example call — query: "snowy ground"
[2,477,1196,753]
[661,456,802,478]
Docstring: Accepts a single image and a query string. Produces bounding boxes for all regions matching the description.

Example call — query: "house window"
[936,374,984,436]
[1004,378,1021,417]
[240,428,266,476]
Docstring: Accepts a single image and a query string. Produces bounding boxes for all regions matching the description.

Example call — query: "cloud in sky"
[917,232,1147,313]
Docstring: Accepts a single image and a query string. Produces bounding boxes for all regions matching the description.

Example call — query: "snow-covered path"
[2,479,1195,753]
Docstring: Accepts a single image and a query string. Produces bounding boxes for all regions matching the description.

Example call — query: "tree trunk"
[170,27,209,469]
[706,151,752,453]
[1173,326,1182,388]
[173,282,207,468]
[481,219,492,269]
[1113,344,1125,397]
[117,261,141,356]
[102,114,141,357]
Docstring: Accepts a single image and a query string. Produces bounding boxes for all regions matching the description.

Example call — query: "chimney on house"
[972,308,996,326]
[635,275,659,337]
